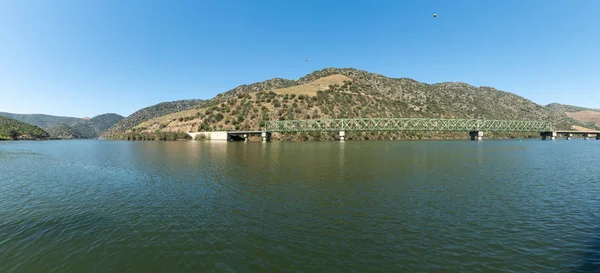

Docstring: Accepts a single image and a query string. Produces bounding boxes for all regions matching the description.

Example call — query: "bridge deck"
[227,131,263,135]
[555,130,600,134]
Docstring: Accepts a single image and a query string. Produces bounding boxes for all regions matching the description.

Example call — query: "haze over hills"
[0,112,123,139]
[103,68,588,141]
[0,112,83,129]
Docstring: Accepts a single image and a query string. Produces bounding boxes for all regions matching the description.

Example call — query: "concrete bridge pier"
[565,133,572,140]
[261,132,271,142]
[243,134,248,142]
[597,134,600,140]
[583,133,590,140]
[339,130,345,141]
[541,131,556,140]
[469,131,483,141]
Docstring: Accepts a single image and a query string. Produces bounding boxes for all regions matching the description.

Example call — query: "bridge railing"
[265,118,553,133]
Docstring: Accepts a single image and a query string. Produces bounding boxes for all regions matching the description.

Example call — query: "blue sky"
[0,0,598,117]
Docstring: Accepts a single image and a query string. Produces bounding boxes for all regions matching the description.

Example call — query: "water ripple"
[1,140,600,272]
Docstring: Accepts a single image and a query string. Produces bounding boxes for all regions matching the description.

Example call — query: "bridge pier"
[261,132,271,142]
[541,131,556,140]
[243,134,248,142]
[597,134,600,140]
[339,130,345,141]
[469,131,483,141]
[583,133,590,140]
[565,133,572,140]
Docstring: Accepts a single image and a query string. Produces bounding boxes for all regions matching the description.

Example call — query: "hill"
[0,116,49,140]
[68,113,125,139]
[0,112,124,139]
[100,99,205,138]
[547,103,600,128]
[90,113,125,133]
[46,123,82,139]
[107,68,585,141]
[0,112,82,129]
[546,103,599,112]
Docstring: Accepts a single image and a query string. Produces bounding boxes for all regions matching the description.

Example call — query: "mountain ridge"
[546,103,600,112]
[547,103,600,128]
[101,99,205,138]
[106,67,585,141]
[0,112,124,139]
[0,116,49,140]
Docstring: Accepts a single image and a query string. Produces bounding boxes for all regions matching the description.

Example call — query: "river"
[1,140,599,272]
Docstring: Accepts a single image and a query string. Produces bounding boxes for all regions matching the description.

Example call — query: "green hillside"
[0,112,124,139]
[0,116,49,140]
[46,123,82,139]
[0,112,82,128]
[63,114,125,139]
[106,68,584,141]
[90,113,125,133]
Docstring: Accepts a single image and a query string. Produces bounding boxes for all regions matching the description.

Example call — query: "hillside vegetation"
[0,112,123,139]
[0,112,82,128]
[547,103,600,128]
[0,116,49,140]
[47,123,82,139]
[546,103,600,113]
[101,99,204,138]
[107,68,584,141]
[67,113,125,139]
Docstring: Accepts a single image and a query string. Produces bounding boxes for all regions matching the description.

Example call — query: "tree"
[9,129,18,139]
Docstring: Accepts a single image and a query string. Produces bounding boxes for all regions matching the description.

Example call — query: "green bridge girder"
[265,118,553,133]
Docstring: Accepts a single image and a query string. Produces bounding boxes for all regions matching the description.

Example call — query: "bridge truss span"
[264,118,553,133]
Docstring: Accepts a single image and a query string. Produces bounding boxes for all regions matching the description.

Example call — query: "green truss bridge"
[260,118,564,141]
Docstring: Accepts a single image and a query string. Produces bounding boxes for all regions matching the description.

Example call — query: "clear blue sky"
[1,0,598,117]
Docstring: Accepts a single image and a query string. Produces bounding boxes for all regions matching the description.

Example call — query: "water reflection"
[0,140,599,272]
[576,228,600,272]
[339,141,345,184]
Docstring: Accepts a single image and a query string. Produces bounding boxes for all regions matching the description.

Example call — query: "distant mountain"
[547,103,600,128]
[46,123,82,139]
[0,116,49,140]
[546,103,599,112]
[0,112,124,139]
[0,112,83,129]
[101,99,204,138]
[69,122,97,139]
[106,67,585,141]
[69,113,125,139]
[90,113,125,133]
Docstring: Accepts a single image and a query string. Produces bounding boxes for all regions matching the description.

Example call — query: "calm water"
[1,139,600,272]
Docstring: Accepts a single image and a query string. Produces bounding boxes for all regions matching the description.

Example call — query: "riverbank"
[0,137,48,141]
[112,130,545,141]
